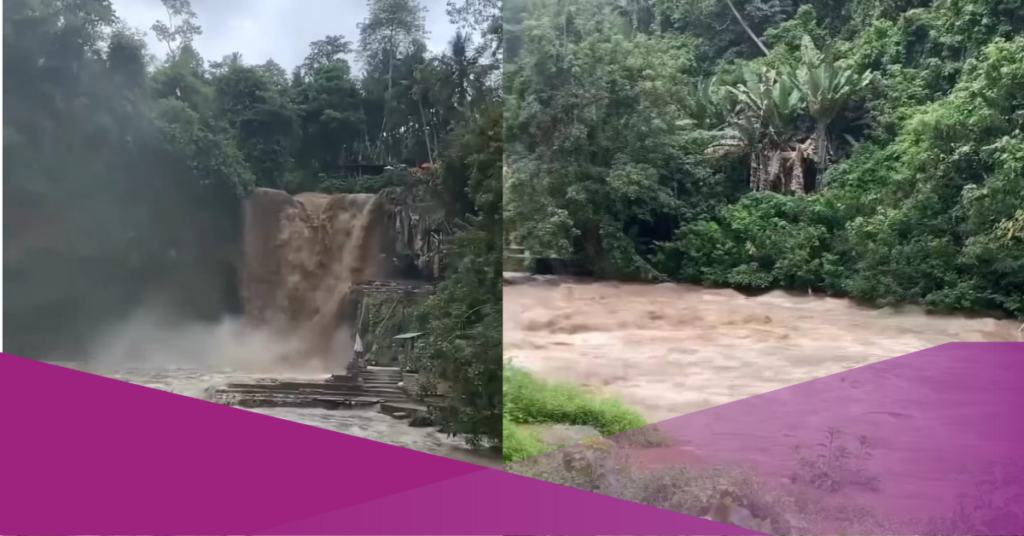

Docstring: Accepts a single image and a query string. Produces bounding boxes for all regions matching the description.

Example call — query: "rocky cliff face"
[378,187,444,281]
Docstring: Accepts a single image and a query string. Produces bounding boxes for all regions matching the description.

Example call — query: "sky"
[110,0,460,70]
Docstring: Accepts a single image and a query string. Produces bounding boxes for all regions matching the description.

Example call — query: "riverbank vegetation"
[503,0,1024,321]
[505,366,646,438]
[5,0,503,446]
[504,365,664,462]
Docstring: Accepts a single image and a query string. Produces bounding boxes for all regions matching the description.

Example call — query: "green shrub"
[658,193,842,293]
[504,366,648,437]
[502,417,552,463]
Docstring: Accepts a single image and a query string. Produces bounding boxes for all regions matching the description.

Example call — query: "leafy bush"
[926,459,1024,535]
[502,417,551,463]
[504,366,647,437]
[658,193,844,293]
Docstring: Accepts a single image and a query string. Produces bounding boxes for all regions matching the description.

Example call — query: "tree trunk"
[724,0,770,56]
[814,126,829,190]
[432,112,441,159]
[791,150,806,197]
[751,145,773,192]
[749,151,761,191]
[418,97,433,165]
[764,150,781,192]
[758,152,772,192]
[377,50,394,163]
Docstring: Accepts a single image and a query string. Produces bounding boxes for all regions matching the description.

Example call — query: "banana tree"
[685,76,736,130]
[792,36,873,185]
[726,65,805,192]
[686,76,758,187]
[783,138,815,196]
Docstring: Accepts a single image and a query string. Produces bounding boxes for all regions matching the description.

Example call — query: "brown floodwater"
[504,275,1023,525]
[504,276,1019,423]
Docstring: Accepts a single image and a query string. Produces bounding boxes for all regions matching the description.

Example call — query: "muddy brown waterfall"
[242,188,390,367]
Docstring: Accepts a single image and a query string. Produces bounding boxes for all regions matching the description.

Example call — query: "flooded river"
[503,275,1020,423]
[504,275,1023,524]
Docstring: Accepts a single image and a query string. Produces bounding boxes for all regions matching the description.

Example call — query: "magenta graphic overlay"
[0,352,756,535]
[579,342,1023,535]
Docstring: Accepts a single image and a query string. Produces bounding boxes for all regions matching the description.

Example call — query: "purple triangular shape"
[573,342,1024,536]
[256,468,763,535]
[0,353,759,534]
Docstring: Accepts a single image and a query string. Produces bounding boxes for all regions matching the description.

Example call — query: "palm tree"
[691,67,812,194]
[691,36,871,195]
[792,36,873,186]
[685,76,736,130]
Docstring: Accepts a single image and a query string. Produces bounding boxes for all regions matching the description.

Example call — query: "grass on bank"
[503,415,551,462]
[503,365,666,462]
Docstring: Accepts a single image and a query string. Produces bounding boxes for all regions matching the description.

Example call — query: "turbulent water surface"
[504,275,1022,519]
[504,276,1020,422]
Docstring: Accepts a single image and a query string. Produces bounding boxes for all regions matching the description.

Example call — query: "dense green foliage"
[4,0,502,378]
[505,366,647,436]
[5,0,248,356]
[503,366,648,461]
[504,0,1024,318]
[412,0,504,446]
[502,415,551,462]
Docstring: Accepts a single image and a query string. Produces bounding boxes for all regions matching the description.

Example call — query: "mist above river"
[66,309,292,371]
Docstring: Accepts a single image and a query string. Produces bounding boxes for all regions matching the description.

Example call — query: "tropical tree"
[792,36,873,183]
[291,41,365,180]
[150,0,202,60]
[301,34,353,74]
[610,0,659,36]
[404,61,439,164]
[358,0,428,162]
[684,76,737,131]
[725,65,806,193]
[446,0,502,56]
[212,61,299,189]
